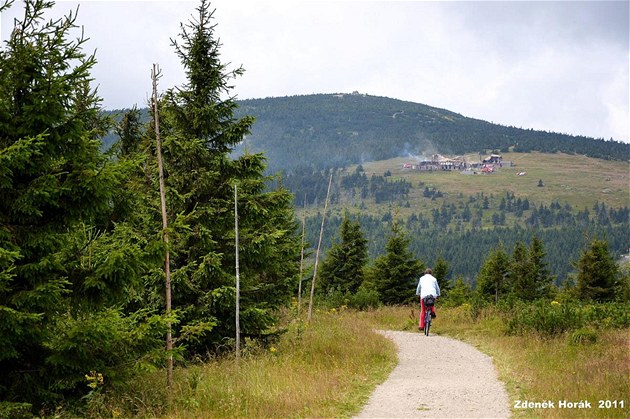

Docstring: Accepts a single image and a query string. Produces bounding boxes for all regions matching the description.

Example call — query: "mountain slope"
[233,93,628,172]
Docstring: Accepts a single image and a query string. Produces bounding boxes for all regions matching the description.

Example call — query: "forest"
[302,201,627,285]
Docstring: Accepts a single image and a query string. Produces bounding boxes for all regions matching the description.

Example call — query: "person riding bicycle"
[416,268,441,330]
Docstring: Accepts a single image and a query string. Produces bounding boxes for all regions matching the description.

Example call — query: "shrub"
[348,284,381,310]
[505,300,584,336]
[0,402,32,419]
[320,284,381,311]
[504,300,630,337]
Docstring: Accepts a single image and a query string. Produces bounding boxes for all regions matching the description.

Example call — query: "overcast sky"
[2,0,629,142]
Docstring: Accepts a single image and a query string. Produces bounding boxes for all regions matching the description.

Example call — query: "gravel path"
[354,330,510,418]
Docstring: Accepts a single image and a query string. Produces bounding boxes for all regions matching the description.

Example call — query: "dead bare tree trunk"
[297,194,306,316]
[234,184,241,360]
[151,63,173,391]
[308,173,333,323]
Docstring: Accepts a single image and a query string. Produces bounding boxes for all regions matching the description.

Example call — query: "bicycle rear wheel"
[424,310,431,336]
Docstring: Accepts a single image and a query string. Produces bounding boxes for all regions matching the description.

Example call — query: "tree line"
[303,208,627,286]
[314,213,629,310]
[282,165,412,206]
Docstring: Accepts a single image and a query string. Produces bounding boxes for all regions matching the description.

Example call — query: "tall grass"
[88,310,396,418]
[85,304,628,418]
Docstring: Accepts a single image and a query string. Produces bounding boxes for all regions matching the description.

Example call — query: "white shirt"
[416,274,441,299]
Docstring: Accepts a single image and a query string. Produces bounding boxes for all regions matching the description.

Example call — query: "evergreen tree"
[475,245,510,302]
[509,237,554,301]
[319,213,368,295]
[509,241,534,300]
[447,276,472,306]
[143,0,300,353]
[575,239,618,302]
[528,235,554,299]
[433,255,452,296]
[0,0,161,409]
[373,221,424,304]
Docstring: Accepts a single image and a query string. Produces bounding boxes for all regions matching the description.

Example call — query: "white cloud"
[1,0,628,142]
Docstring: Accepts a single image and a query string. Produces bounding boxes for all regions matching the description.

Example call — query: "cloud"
[1,0,628,142]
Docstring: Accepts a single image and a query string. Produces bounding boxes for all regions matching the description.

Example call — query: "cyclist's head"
[425,268,433,275]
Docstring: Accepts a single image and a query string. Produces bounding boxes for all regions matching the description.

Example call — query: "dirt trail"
[354,330,510,418]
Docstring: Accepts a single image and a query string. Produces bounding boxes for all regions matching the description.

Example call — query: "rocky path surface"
[355,330,511,418]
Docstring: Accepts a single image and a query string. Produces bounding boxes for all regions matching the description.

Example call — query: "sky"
[1,0,629,143]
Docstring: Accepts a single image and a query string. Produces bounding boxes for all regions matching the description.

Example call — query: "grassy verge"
[88,309,397,418]
[87,304,628,418]
[359,305,630,419]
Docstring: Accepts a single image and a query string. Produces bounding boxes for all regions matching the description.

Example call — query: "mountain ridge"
[230,93,628,172]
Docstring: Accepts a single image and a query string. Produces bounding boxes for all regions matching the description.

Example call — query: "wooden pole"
[308,173,333,322]
[297,194,306,316]
[234,184,241,360]
[151,63,173,391]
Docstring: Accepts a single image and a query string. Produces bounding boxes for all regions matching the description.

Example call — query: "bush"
[320,284,381,311]
[504,300,630,337]
[0,402,32,419]
[505,300,584,336]
[348,284,381,310]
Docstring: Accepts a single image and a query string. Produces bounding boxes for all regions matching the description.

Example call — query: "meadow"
[88,304,629,418]
[356,151,629,213]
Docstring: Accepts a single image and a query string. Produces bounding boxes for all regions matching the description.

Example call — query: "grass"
[351,152,629,213]
[87,304,629,418]
[359,305,630,419]
[88,309,397,418]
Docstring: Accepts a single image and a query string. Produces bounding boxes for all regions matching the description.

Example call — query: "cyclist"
[416,268,441,330]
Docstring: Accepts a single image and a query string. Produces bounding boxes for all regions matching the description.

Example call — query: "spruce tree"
[143,0,300,353]
[373,221,424,304]
[509,241,534,300]
[0,0,160,409]
[319,212,369,295]
[448,276,472,306]
[575,239,618,302]
[475,245,510,303]
[528,235,554,298]
[509,237,554,301]
[433,255,452,296]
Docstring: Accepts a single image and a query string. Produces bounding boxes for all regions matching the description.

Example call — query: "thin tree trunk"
[151,64,173,391]
[234,184,240,360]
[308,173,333,322]
[297,194,306,316]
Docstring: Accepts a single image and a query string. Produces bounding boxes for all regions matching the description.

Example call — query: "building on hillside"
[482,154,502,164]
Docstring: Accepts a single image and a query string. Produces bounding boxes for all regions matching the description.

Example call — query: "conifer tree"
[509,237,554,301]
[0,0,162,409]
[509,241,533,299]
[528,235,554,298]
[143,0,300,353]
[448,276,472,306]
[475,245,510,302]
[575,239,618,302]
[373,221,424,304]
[433,255,452,296]
[319,212,368,295]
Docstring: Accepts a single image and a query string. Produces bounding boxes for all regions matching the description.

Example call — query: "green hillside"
[101,95,629,283]
[233,93,629,172]
[291,151,628,284]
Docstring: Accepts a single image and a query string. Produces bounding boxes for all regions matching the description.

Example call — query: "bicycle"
[422,295,436,336]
